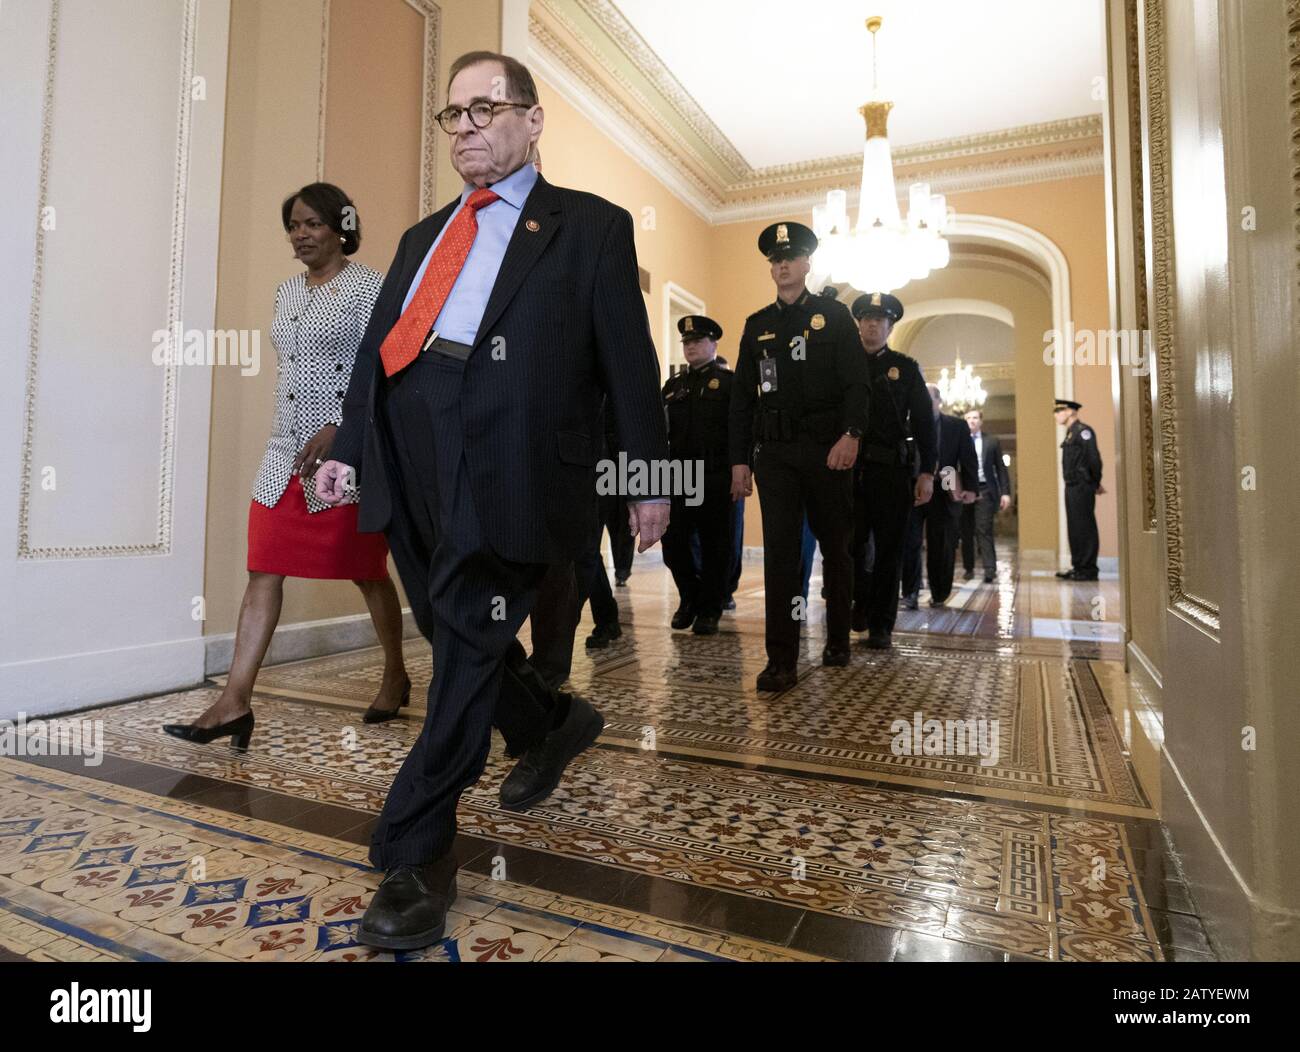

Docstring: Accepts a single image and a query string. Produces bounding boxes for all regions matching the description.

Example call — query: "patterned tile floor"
[2,554,1213,962]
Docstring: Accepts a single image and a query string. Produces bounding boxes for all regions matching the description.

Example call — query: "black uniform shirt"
[863,345,938,474]
[728,290,869,465]
[1061,419,1103,487]
[662,357,734,471]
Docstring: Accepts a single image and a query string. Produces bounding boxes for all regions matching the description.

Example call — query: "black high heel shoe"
[363,683,411,724]
[162,711,255,750]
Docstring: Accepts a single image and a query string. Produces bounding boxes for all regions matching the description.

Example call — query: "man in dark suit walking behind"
[317,52,668,950]
[901,385,979,607]
[962,408,1012,582]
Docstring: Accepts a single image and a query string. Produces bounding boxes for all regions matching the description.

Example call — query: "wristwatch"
[843,427,863,440]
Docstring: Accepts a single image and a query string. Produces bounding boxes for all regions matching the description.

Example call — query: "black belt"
[420,336,473,361]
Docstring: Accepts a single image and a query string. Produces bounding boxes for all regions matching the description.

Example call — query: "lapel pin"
[525,219,540,232]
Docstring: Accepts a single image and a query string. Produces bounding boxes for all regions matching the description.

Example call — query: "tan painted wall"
[948,176,1117,560]
[895,266,1055,554]
[204,0,499,637]
[532,78,719,373]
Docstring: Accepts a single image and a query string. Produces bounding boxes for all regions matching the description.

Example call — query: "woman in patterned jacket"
[164,184,411,747]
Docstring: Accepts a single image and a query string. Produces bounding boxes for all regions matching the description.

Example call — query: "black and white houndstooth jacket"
[252,262,383,513]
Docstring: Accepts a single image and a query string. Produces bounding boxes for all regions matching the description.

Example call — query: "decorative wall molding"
[406,0,441,217]
[530,0,1105,224]
[318,0,440,213]
[1289,1,1300,308]
[1126,0,1158,532]
[708,150,1104,226]
[316,0,329,180]
[1141,0,1219,634]
[17,0,197,561]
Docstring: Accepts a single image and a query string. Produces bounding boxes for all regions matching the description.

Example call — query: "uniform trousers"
[853,462,915,635]
[373,348,555,868]
[754,437,853,667]
[661,468,733,619]
[1065,482,1100,575]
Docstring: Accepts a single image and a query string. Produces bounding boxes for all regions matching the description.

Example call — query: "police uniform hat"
[1054,399,1083,411]
[758,221,818,261]
[678,314,723,341]
[851,291,904,323]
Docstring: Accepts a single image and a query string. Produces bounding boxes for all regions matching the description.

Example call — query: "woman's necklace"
[306,258,348,292]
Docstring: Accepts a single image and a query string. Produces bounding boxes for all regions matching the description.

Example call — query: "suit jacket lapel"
[473,175,562,348]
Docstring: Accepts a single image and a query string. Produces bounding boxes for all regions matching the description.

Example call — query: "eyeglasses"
[434,100,530,134]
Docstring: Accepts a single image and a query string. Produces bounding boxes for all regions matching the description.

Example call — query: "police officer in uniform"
[850,292,937,649]
[661,315,735,635]
[730,222,869,692]
[1054,398,1103,580]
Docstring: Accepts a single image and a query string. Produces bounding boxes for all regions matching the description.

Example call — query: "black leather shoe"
[584,622,622,649]
[822,644,850,667]
[864,632,893,650]
[363,683,411,724]
[723,597,737,611]
[851,605,869,633]
[615,572,630,586]
[902,593,919,611]
[1073,571,1099,581]
[1055,569,1075,579]
[499,694,604,811]
[756,664,797,692]
[692,613,720,635]
[962,569,975,581]
[163,711,254,750]
[357,857,458,951]
[983,574,995,583]
[670,602,696,630]
[929,596,948,608]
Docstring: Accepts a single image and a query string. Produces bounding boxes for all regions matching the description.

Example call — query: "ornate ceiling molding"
[544,0,750,178]
[529,0,1105,224]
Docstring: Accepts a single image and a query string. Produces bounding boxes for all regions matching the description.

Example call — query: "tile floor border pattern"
[231,631,1149,816]
[0,760,818,963]
[33,700,1164,961]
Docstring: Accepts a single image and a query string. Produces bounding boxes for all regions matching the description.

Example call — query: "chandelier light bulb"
[813,16,950,295]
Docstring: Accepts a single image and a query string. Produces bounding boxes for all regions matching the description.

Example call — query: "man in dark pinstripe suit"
[317,52,668,950]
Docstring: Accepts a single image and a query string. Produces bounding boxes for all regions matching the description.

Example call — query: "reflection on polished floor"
[0,552,1211,962]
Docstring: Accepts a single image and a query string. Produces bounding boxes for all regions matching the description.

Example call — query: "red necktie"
[379,187,500,376]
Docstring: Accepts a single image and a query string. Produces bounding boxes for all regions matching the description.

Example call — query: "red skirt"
[247,476,389,580]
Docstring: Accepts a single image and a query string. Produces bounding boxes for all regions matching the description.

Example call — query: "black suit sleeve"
[991,436,1011,497]
[834,308,869,436]
[331,226,416,474]
[909,362,938,474]
[957,425,979,493]
[591,208,669,489]
[729,325,759,467]
[1082,429,1102,488]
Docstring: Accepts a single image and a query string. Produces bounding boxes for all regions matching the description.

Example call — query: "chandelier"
[810,16,950,293]
[937,356,987,413]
